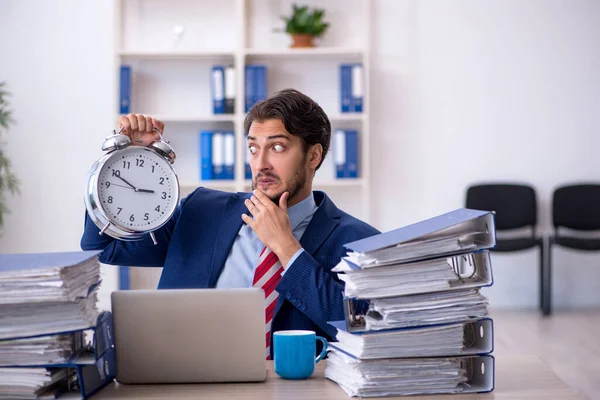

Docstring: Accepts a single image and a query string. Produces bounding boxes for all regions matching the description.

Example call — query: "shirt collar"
[287,191,317,230]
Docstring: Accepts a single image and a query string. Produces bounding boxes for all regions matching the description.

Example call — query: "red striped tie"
[253,246,284,360]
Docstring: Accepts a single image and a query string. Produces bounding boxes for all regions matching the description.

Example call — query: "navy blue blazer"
[81,188,379,352]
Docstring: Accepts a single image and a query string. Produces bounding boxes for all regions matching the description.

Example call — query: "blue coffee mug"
[273,330,328,380]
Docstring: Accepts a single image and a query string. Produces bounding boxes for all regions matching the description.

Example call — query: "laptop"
[110,288,267,384]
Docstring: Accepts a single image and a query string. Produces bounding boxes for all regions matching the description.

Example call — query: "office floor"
[491,309,600,400]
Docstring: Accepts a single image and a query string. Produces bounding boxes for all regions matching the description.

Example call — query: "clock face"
[96,147,178,232]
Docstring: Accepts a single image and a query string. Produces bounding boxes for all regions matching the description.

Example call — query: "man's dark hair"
[244,88,331,170]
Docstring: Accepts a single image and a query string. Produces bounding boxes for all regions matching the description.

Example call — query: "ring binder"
[1,311,116,399]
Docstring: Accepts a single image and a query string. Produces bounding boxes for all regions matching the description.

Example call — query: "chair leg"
[542,239,552,316]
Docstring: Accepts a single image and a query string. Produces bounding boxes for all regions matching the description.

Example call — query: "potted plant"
[0,81,19,230]
[278,4,330,48]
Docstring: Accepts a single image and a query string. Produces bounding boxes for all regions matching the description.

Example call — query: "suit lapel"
[207,193,249,287]
[274,191,340,316]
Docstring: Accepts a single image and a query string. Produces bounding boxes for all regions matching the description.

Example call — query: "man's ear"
[308,144,323,169]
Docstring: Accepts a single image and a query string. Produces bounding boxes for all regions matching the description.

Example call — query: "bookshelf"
[114,0,371,224]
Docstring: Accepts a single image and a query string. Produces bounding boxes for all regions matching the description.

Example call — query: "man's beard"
[252,157,307,205]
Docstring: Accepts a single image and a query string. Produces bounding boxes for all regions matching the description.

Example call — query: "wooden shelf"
[120,114,236,123]
[180,180,237,191]
[242,179,364,188]
[244,47,365,59]
[118,50,235,60]
[328,113,366,122]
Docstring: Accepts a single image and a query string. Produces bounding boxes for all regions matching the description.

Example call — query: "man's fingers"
[241,214,254,226]
[118,115,131,132]
[128,113,139,131]
[253,189,273,209]
[152,118,164,134]
[144,116,153,133]
[137,114,146,132]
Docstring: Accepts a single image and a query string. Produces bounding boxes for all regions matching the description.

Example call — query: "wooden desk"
[93,356,584,399]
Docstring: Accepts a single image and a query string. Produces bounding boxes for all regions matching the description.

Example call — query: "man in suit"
[81,88,379,358]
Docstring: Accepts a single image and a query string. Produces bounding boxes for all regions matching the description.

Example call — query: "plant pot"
[290,34,315,48]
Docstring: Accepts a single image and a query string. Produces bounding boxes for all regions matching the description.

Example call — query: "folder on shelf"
[224,65,236,114]
[212,132,224,179]
[333,129,359,179]
[351,64,364,113]
[119,65,131,114]
[211,66,225,114]
[334,129,346,178]
[200,130,213,180]
[324,351,495,397]
[0,311,116,399]
[223,130,235,180]
[245,147,252,179]
[328,318,493,360]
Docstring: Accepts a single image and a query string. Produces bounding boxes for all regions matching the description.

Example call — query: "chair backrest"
[465,184,537,231]
[553,184,600,230]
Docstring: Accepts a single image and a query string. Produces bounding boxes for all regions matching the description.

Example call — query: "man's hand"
[118,114,165,146]
[242,190,302,268]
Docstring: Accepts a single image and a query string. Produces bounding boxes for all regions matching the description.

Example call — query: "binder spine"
[224,65,236,114]
[223,130,235,180]
[200,130,213,181]
[211,66,225,114]
[351,64,364,113]
[345,129,359,178]
[1,312,116,399]
[340,64,352,113]
[119,65,131,114]
[245,65,255,113]
[334,129,346,179]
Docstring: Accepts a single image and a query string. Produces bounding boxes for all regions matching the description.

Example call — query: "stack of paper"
[0,333,83,366]
[0,368,73,400]
[0,250,103,399]
[326,350,469,397]
[325,208,496,397]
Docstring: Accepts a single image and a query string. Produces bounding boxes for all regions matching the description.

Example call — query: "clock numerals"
[159,177,164,185]
[112,169,121,177]
[117,207,122,215]
[108,196,113,204]
[161,192,167,199]
[105,181,111,188]
[130,214,135,222]
[123,161,131,169]
[136,158,144,168]
[151,165,155,173]
[144,213,149,221]
[155,205,161,212]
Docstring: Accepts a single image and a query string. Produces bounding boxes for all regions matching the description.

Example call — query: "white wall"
[1,0,600,309]
[370,0,600,308]
[0,0,118,311]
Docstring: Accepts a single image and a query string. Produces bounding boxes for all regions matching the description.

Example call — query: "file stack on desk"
[324,208,497,397]
[0,250,116,399]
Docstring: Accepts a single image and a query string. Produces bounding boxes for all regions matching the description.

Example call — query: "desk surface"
[94,355,583,399]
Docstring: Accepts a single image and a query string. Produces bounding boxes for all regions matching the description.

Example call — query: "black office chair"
[465,184,548,314]
[548,184,600,315]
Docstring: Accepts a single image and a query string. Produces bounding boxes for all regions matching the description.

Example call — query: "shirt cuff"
[281,248,305,276]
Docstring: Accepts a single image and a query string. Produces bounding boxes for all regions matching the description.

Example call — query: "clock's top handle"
[101,126,176,165]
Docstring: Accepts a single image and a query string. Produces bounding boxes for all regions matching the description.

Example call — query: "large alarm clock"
[84,128,180,245]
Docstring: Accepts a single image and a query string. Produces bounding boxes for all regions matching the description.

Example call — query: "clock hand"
[137,189,155,194]
[115,175,139,192]
[110,182,134,190]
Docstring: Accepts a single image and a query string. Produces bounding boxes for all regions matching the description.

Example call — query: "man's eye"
[273,144,285,152]
[248,146,257,154]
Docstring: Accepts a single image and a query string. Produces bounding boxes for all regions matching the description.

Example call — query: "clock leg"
[150,232,158,245]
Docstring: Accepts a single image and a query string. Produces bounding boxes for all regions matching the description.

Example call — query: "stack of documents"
[325,208,497,397]
[0,250,107,399]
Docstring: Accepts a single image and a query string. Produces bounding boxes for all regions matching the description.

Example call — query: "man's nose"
[255,151,271,171]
